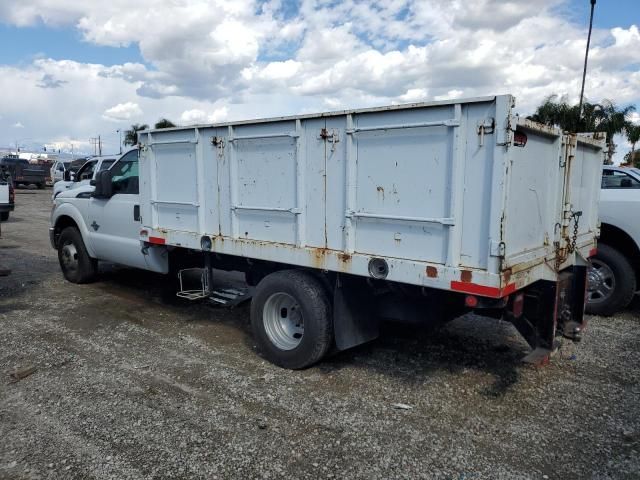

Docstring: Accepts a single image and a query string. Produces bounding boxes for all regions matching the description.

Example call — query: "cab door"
[88,150,147,269]
[600,168,640,241]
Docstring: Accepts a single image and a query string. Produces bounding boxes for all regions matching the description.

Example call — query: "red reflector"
[588,248,597,257]
[464,295,478,308]
[149,236,165,245]
[512,292,524,318]
[513,131,527,147]
[451,281,516,298]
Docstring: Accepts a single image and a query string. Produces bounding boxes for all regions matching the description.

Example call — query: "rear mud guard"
[333,274,380,351]
[507,266,588,365]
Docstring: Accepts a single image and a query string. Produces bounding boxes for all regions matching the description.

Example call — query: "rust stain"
[311,247,328,269]
[460,270,473,283]
[426,266,438,278]
[337,252,351,263]
[502,268,512,284]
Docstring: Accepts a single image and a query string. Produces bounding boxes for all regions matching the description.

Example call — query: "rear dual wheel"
[586,244,636,316]
[251,270,333,369]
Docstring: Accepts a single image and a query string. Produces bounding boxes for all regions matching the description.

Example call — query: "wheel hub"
[61,243,79,272]
[263,292,304,350]
[587,259,615,304]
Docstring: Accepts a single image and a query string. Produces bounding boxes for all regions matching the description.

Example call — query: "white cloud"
[180,106,229,125]
[102,102,143,121]
[12,122,24,128]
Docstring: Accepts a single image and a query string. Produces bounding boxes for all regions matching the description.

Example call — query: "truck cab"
[49,148,167,281]
[587,166,640,315]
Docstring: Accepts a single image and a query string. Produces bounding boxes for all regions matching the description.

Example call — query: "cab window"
[76,161,97,181]
[99,159,115,171]
[110,150,139,194]
[602,170,640,189]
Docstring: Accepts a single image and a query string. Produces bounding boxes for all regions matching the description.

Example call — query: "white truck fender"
[51,202,98,258]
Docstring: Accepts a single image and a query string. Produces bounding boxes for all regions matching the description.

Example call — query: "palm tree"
[123,123,149,146]
[529,96,636,164]
[154,118,176,129]
[626,124,640,167]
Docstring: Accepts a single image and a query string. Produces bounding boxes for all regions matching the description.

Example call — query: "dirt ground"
[0,188,638,480]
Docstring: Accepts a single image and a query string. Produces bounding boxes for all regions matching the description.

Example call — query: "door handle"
[133,205,140,221]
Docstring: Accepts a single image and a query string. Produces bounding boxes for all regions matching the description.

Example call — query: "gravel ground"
[0,188,639,480]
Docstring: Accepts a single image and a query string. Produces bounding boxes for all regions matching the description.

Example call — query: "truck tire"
[251,270,333,369]
[0,212,8,221]
[586,244,636,316]
[37,183,45,189]
[57,227,98,284]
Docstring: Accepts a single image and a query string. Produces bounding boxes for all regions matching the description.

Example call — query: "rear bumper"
[14,177,46,184]
[504,266,588,363]
[0,203,14,213]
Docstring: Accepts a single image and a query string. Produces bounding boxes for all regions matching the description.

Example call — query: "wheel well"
[599,223,640,277]
[53,215,79,248]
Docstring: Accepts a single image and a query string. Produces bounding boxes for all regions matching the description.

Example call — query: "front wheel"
[586,244,636,316]
[250,270,333,369]
[57,227,98,284]
[0,212,8,221]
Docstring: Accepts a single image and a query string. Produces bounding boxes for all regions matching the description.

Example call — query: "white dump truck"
[50,95,605,368]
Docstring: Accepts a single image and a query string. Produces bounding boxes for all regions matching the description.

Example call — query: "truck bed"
[139,95,604,296]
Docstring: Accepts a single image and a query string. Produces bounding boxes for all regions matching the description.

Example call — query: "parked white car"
[587,166,640,315]
[51,160,71,184]
[52,155,116,199]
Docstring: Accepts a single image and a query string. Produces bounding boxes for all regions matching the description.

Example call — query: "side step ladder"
[175,268,251,307]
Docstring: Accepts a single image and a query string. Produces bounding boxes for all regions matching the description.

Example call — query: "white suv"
[52,156,116,199]
[587,166,640,315]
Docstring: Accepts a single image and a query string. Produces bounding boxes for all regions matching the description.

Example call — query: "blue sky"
[565,0,638,29]
[0,24,144,66]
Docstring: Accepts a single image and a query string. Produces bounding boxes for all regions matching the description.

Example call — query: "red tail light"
[464,295,479,308]
[8,184,14,203]
[513,131,528,147]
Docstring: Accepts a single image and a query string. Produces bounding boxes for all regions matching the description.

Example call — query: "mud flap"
[333,274,380,351]
[507,266,587,365]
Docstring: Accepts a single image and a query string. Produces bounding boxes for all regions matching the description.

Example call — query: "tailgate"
[21,165,46,178]
[502,118,604,271]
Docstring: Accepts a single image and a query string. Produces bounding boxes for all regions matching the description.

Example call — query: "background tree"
[625,125,640,168]
[154,118,176,129]
[529,95,636,164]
[123,124,149,146]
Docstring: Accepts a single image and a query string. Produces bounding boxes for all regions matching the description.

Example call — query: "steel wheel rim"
[61,242,79,273]
[587,259,615,304]
[263,292,303,350]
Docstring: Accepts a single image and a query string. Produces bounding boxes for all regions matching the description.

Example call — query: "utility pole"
[90,136,102,156]
[578,0,596,121]
[117,129,122,154]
